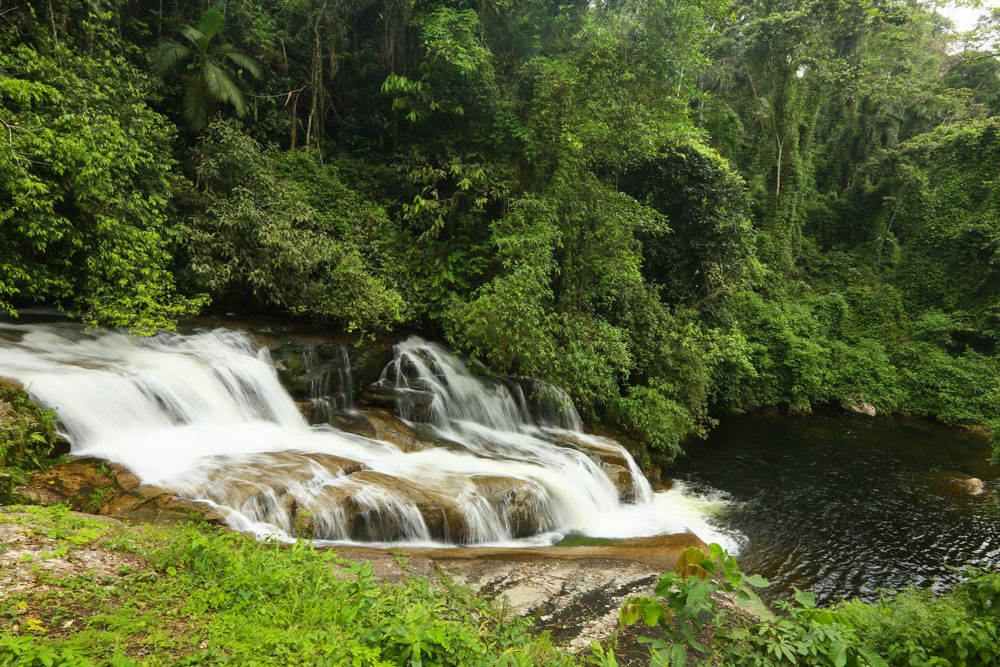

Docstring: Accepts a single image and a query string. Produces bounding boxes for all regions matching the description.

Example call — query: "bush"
[610,381,695,459]
[620,543,1000,667]
[174,121,406,333]
[0,385,61,488]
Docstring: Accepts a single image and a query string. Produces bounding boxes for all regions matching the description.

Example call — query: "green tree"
[152,9,262,130]
[0,39,203,331]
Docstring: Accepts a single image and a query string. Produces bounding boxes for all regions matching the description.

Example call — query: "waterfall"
[0,320,724,547]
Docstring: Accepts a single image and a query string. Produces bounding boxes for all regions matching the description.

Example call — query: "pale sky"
[938,1,1000,32]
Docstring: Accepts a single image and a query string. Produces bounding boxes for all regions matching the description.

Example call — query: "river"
[676,411,1000,603]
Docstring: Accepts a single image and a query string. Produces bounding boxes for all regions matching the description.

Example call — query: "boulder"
[359,409,425,452]
[348,346,395,396]
[382,352,433,384]
[254,329,393,405]
[293,471,470,542]
[358,408,466,454]
[359,382,436,421]
[271,342,350,400]
[353,471,469,542]
[178,451,369,526]
[599,463,635,501]
[501,377,580,429]
[327,409,377,439]
[541,431,638,499]
[957,477,985,495]
[644,464,662,487]
[924,471,988,498]
[18,457,229,526]
[19,458,137,512]
[471,475,550,537]
[841,400,877,417]
[126,496,230,526]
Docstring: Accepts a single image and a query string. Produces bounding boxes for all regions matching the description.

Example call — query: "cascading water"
[0,320,736,549]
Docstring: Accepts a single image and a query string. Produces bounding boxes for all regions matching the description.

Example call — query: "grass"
[0,505,580,667]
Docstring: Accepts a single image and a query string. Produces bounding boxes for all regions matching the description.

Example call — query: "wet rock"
[644,464,662,486]
[294,471,470,542]
[358,408,466,454]
[541,431,637,498]
[0,377,24,393]
[20,458,126,511]
[360,409,424,452]
[502,377,580,429]
[958,476,985,495]
[600,463,635,501]
[924,470,987,497]
[299,397,346,424]
[271,342,351,400]
[410,423,471,454]
[301,452,368,477]
[254,329,393,405]
[351,471,469,542]
[128,496,230,526]
[841,400,877,417]
[382,352,433,384]
[359,382,435,420]
[348,346,395,396]
[544,431,628,467]
[17,452,378,529]
[471,475,550,537]
[328,409,377,438]
[17,456,229,526]
[186,451,368,525]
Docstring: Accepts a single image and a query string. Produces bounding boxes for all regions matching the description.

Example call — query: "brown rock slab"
[470,475,550,537]
[332,531,710,654]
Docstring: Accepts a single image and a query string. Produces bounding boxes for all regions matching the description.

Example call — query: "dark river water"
[675,411,1000,604]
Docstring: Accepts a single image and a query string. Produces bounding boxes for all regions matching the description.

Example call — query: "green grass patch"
[0,505,578,666]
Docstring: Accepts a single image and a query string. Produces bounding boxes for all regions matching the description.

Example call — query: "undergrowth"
[0,385,62,493]
[621,544,1000,666]
[0,505,578,667]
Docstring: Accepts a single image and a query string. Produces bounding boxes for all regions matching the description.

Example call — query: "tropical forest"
[1,0,1000,664]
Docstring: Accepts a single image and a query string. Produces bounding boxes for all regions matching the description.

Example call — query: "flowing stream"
[6,319,992,600]
[677,412,1000,603]
[0,320,732,548]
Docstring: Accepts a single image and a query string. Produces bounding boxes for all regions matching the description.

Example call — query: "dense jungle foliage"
[1,0,999,464]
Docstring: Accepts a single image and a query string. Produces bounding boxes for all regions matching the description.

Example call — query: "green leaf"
[793,588,816,608]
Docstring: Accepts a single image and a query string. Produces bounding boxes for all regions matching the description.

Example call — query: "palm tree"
[152,9,262,131]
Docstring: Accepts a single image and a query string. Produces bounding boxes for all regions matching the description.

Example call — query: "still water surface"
[676,412,1000,603]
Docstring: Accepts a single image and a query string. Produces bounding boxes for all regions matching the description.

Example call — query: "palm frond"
[202,62,247,117]
[151,40,190,76]
[181,24,208,51]
[197,10,226,45]
[183,79,210,130]
[223,51,263,79]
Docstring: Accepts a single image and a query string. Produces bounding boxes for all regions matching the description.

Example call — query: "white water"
[0,321,738,548]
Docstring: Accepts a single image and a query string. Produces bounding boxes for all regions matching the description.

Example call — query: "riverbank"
[0,504,707,664]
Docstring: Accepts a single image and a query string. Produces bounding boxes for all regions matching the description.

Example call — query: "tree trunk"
[775,135,783,197]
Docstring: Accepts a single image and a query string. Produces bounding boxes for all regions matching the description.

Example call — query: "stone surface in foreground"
[334,532,707,654]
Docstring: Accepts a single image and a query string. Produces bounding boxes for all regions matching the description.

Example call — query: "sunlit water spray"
[0,321,740,549]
